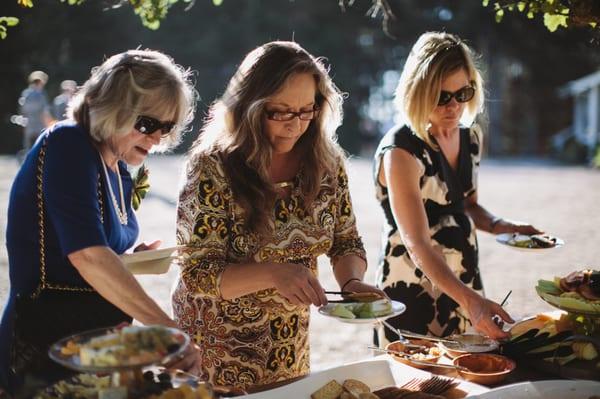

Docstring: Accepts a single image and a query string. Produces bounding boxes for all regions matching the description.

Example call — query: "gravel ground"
[1,154,599,372]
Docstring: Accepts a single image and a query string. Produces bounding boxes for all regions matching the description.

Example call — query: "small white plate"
[318,300,406,324]
[495,233,564,251]
[120,246,183,274]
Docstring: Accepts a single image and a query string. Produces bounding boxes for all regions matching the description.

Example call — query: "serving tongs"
[378,319,492,349]
[368,346,469,372]
[325,290,384,303]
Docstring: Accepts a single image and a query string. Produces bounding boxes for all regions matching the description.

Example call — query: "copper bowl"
[385,339,443,369]
[453,353,516,385]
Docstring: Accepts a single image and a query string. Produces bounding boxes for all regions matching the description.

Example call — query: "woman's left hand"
[493,219,542,235]
[343,279,388,299]
[133,240,162,252]
[164,341,203,375]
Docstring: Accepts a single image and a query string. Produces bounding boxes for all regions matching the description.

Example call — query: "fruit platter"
[535,269,600,316]
[501,269,600,380]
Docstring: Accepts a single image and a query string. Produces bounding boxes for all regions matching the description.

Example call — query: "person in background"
[173,41,383,392]
[52,79,77,121]
[18,70,52,153]
[0,50,200,396]
[373,32,541,346]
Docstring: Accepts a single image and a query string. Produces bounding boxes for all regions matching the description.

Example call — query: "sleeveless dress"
[373,125,484,346]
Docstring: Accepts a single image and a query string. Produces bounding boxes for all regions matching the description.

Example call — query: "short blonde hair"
[394,32,484,147]
[68,49,196,152]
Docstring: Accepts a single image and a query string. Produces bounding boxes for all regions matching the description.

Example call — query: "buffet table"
[237,354,600,399]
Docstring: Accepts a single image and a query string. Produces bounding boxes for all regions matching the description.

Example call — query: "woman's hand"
[271,263,327,307]
[463,294,514,340]
[492,219,542,235]
[165,341,203,375]
[342,279,388,299]
[133,239,162,252]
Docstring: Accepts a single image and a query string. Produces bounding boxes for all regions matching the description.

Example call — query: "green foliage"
[484,0,600,32]
[0,16,19,39]
[2,0,194,37]
[593,146,600,168]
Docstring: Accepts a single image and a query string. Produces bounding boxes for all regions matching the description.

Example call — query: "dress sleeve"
[327,161,367,263]
[176,153,231,299]
[44,127,108,257]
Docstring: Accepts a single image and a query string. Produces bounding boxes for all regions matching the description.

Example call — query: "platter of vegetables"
[501,312,600,379]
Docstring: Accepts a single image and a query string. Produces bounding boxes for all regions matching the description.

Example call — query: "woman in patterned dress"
[173,41,383,391]
[373,32,541,346]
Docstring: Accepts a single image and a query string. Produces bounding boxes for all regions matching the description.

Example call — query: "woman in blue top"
[0,49,198,395]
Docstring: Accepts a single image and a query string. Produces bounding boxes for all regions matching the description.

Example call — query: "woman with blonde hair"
[1,49,199,395]
[373,32,541,345]
[173,41,382,391]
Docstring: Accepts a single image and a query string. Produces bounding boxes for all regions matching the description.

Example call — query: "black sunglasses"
[134,115,176,137]
[438,86,475,106]
[265,107,320,122]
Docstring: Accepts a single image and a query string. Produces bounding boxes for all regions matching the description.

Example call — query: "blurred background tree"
[1,0,599,158]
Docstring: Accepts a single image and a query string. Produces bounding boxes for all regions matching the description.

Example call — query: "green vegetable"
[330,304,356,319]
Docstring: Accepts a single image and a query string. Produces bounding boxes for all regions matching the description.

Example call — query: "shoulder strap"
[32,137,94,298]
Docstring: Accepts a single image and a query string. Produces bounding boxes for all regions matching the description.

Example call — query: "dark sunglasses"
[134,115,176,137]
[265,107,320,122]
[438,86,475,106]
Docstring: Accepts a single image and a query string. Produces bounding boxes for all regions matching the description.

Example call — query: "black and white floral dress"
[373,125,484,346]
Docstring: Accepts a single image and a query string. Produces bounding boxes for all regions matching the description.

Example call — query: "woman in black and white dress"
[373,32,541,346]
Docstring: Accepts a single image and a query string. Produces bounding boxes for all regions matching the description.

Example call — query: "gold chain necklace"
[100,155,128,225]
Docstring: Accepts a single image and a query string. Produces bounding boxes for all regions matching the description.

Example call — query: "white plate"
[48,325,189,373]
[242,359,395,399]
[120,246,183,274]
[318,300,406,324]
[495,233,564,251]
[241,357,488,399]
[465,379,600,398]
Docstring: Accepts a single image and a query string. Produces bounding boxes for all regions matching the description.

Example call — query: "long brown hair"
[191,41,345,235]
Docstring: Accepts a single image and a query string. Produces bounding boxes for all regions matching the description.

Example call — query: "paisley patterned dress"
[373,125,484,346]
[172,152,366,390]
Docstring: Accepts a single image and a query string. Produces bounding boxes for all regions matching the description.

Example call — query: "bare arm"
[382,148,512,338]
[465,192,542,235]
[68,246,176,327]
[221,261,327,306]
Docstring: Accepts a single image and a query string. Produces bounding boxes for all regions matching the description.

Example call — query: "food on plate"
[440,334,499,358]
[343,292,385,303]
[311,380,344,399]
[329,299,393,319]
[386,339,442,368]
[536,269,600,314]
[34,374,111,399]
[342,379,371,398]
[557,270,600,301]
[36,369,214,399]
[68,326,183,367]
[311,378,379,399]
[503,312,600,366]
[501,233,560,249]
[372,387,444,399]
[147,384,213,399]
